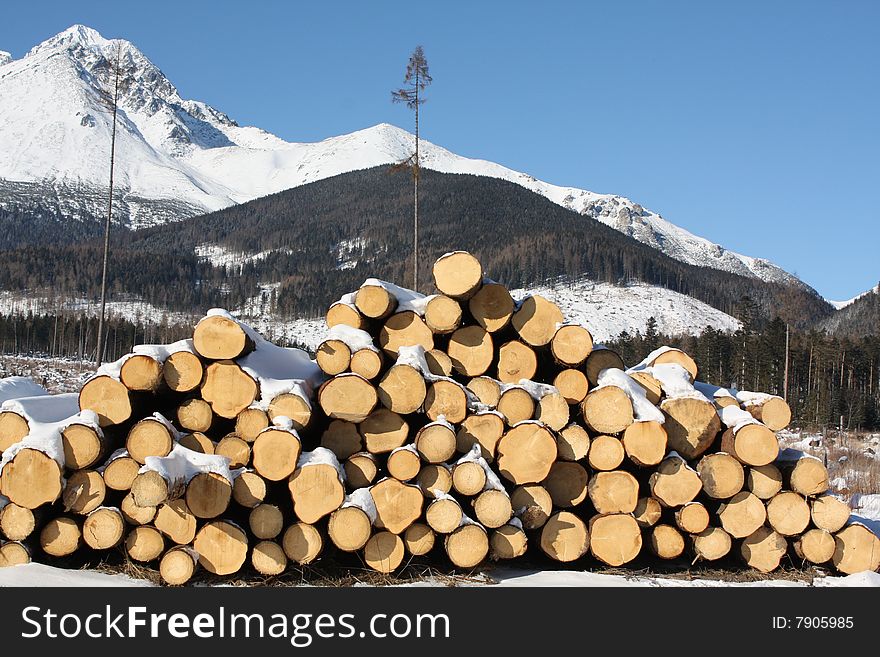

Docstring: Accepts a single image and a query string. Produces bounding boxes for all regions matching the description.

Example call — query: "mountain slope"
[0,25,804,290]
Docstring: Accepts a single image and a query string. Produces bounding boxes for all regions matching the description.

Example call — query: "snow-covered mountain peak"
[27,24,111,58]
[0,51,11,67]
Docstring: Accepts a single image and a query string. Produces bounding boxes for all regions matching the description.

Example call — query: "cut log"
[120,354,163,392]
[496,387,535,425]
[215,434,250,469]
[282,522,323,565]
[121,492,156,525]
[743,396,791,431]
[649,454,703,508]
[589,514,642,567]
[540,510,589,562]
[62,423,105,470]
[693,527,732,562]
[424,380,468,424]
[201,360,259,419]
[496,340,537,384]
[125,525,164,562]
[40,517,81,557]
[766,491,811,536]
[102,453,140,491]
[355,283,397,319]
[370,478,423,534]
[490,524,528,560]
[378,311,434,357]
[661,398,721,460]
[456,412,504,461]
[288,462,345,524]
[432,251,483,299]
[472,489,513,528]
[344,452,378,489]
[445,523,489,568]
[416,464,453,499]
[810,494,851,533]
[252,427,301,481]
[650,524,685,560]
[131,470,175,509]
[78,375,132,427]
[328,505,373,552]
[0,503,36,541]
[783,457,830,497]
[82,507,124,550]
[543,461,588,508]
[468,283,514,332]
[832,524,880,575]
[555,423,591,462]
[316,339,351,376]
[741,527,787,573]
[717,491,767,538]
[387,446,421,481]
[251,540,287,576]
[321,420,363,460]
[496,422,557,484]
[466,376,501,407]
[231,471,267,509]
[377,365,426,415]
[192,314,255,360]
[452,461,487,496]
[62,469,105,515]
[584,348,625,387]
[126,416,174,464]
[621,421,667,467]
[267,393,312,431]
[326,301,367,331]
[364,531,405,573]
[674,502,710,534]
[550,324,593,367]
[0,410,28,453]
[794,529,836,565]
[415,423,457,464]
[629,371,662,405]
[234,408,269,443]
[426,497,463,534]
[424,295,463,334]
[350,348,383,380]
[249,503,285,540]
[154,499,197,545]
[403,522,436,556]
[719,425,778,467]
[186,472,232,519]
[553,368,589,404]
[0,541,31,567]
[425,349,454,377]
[587,435,625,471]
[447,325,494,377]
[633,496,662,528]
[536,392,570,432]
[581,387,634,435]
[511,295,564,347]
[587,470,639,514]
[360,409,409,454]
[696,452,745,499]
[746,464,783,500]
[0,448,63,509]
[651,348,698,381]
[510,484,553,530]
[163,351,204,393]
[160,546,199,585]
[193,520,248,575]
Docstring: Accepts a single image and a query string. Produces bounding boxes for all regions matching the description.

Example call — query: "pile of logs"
[1,250,878,584]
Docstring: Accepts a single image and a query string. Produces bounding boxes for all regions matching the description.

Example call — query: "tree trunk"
[231,471,267,508]
[62,469,106,515]
[424,295,462,334]
[782,457,830,497]
[495,422,556,484]
[584,348,625,387]
[696,452,745,499]
[424,380,468,424]
[581,387,634,435]
[543,461,588,508]
[370,478,423,534]
[746,463,783,500]
[587,434,625,471]
[740,526,787,573]
[360,409,410,454]
[101,452,140,491]
[252,427,302,481]
[466,376,502,407]
[432,251,483,299]
[553,368,589,404]
[692,527,732,561]
[661,397,720,460]
[490,523,528,560]
[160,546,199,585]
[355,284,398,320]
[447,326,494,377]
[472,489,513,528]
[621,421,667,467]
[403,522,435,556]
[810,493,850,533]
[235,407,270,443]
[555,423,591,461]
[321,420,363,461]
[387,445,421,481]
[364,531,405,573]
[719,425,778,467]
[589,513,642,566]
[40,517,82,557]
[120,354,164,392]
[186,472,232,519]
[588,470,639,514]
[251,540,288,575]
[153,499,197,545]
[648,454,702,508]
[650,524,686,560]
[793,529,835,565]
[377,365,425,415]
[126,416,174,464]
[634,496,662,528]
[0,503,38,541]
[550,324,593,367]
[456,412,504,461]
[742,396,791,431]
[765,491,811,536]
[282,522,323,565]
[163,351,204,393]
[416,464,453,499]
[378,312,434,357]
[496,340,537,384]
[344,452,379,489]
[288,463,345,524]
[201,360,259,419]
[215,434,250,469]
[350,348,384,380]
[78,375,133,427]
[674,502,710,534]
[192,315,255,360]
[328,505,373,552]
[717,491,767,538]
[511,484,553,529]
[511,295,564,347]
[415,422,456,464]
[82,506,124,550]
[536,392,570,431]
[326,301,367,331]
[316,339,352,376]
[177,398,214,433]
[426,496,463,534]
[468,283,514,333]
[125,525,165,562]
[193,520,248,575]
[496,387,535,425]
[249,503,285,540]
[0,448,63,509]
[0,541,31,567]
[831,524,880,574]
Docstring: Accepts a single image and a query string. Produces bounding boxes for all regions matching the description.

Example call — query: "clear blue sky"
[2,1,877,301]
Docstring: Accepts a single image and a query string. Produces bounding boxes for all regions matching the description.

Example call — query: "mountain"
[0,25,805,290]
[820,286,880,338]
[828,284,880,311]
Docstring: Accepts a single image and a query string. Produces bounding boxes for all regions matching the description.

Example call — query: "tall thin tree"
[96,42,123,366]
[391,46,432,291]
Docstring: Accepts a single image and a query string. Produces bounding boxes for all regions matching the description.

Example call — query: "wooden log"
[742,395,791,431]
[328,504,373,552]
[426,496,463,534]
[0,503,37,541]
[810,494,851,533]
[360,409,409,454]
[350,348,384,380]
[629,371,662,405]
[741,527,787,573]
[316,339,351,376]
[403,522,436,556]
[489,524,528,560]
[163,351,204,393]
[543,461,588,508]
[589,513,642,566]
[186,472,232,519]
[425,349,454,377]
[387,446,421,481]
[496,422,557,484]
[456,412,504,461]
[154,499,197,545]
[447,325,494,377]
[120,493,156,525]
[174,432,213,456]
[511,484,553,530]
[584,348,625,387]
[126,416,174,464]
[650,348,698,381]
[540,510,589,562]
[370,478,423,534]
[288,462,345,524]
[78,375,133,427]
[661,397,720,460]
[364,531,404,573]
[649,454,702,508]
[424,380,468,424]
[832,524,880,574]
[432,251,483,299]
[82,507,124,550]
[466,376,501,407]
[793,529,836,565]
[282,522,323,565]
[783,457,830,497]
[378,311,434,357]
[692,527,732,562]
[102,452,140,491]
[650,524,685,560]
[251,540,287,576]
[473,490,513,528]
[131,470,176,509]
[621,421,667,467]
[160,546,199,585]
[496,340,537,384]
[555,423,591,462]
[40,517,81,557]
[377,365,425,415]
[249,503,285,540]
[415,422,457,464]
[0,410,28,453]
[536,392,570,432]
[588,470,639,514]
[120,354,163,392]
[553,368,589,404]
[550,324,593,367]
[696,452,745,499]
[415,464,453,499]
[581,387,633,435]
[424,295,463,334]
[452,460,486,496]
[0,448,63,509]
[766,491,811,536]
[496,387,535,425]
[355,283,397,319]
[125,525,164,562]
[268,393,312,431]
[512,295,564,347]
[62,423,105,470]
[0,541,31,567]
[234,407,269,443]
[201,360,258,419]
[252,426,301,481]
[326,300,367,331]
[193,520,248,575]
[717,491,767,538]
[674,502,710,534]
[215,434,250,469]
[192,314,255,360]
[62,469,105,515]
[746,464,783,500]
[445,523,489,568]
[344,452,378,489]
[633,496,662,528]
[468,283,514,332]
[320,420,363,460]
[231,471,267,509]
[719,425,778,467]
[587,435,625,471]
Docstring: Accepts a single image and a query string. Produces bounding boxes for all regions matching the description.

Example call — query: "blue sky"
[2,1,878,301]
